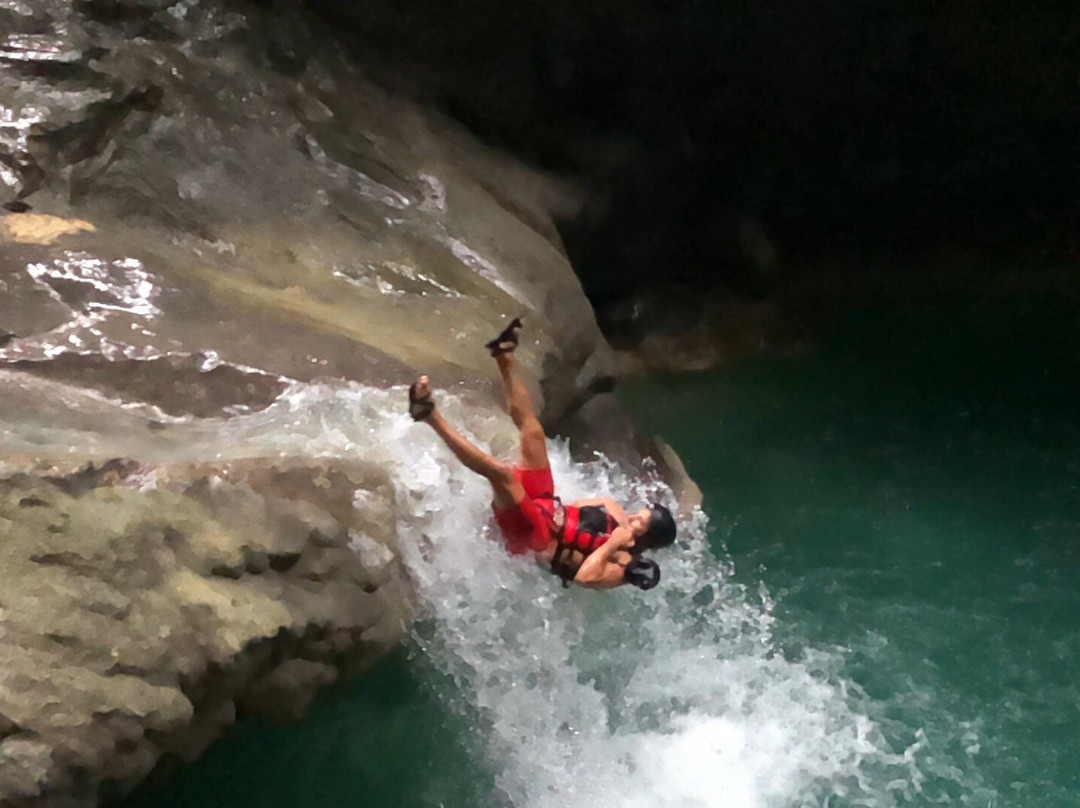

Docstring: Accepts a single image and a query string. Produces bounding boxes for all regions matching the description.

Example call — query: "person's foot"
[485,316,523,357]
[408,375,435,421]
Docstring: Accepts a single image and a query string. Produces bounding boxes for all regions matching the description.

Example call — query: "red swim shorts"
[492,466,556,555]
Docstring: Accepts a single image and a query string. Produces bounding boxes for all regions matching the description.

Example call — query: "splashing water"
[97,380,935,808]
[388,447,920,808]
[1,368,946,806]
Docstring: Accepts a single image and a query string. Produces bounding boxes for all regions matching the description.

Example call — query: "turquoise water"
[122,650,497,808]
[625,300,1080,806]
[119,299,1080,807]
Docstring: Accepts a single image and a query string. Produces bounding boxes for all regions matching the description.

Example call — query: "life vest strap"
[549,504,611,587]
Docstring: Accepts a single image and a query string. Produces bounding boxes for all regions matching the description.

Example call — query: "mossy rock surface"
[0,458,412,806]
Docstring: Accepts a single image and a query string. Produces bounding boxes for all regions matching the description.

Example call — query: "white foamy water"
[0,378,930,806]
[178,382,925,808]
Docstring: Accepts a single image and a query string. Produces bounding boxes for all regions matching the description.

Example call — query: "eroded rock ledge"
[0,458,411,806]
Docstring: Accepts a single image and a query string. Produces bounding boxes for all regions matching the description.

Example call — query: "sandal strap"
[485,316,523,356]
[409,399,434,421]
[408,382,435,421]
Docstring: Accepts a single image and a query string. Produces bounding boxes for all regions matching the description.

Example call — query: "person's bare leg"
[495,352,549,470]
[412,376,525,508]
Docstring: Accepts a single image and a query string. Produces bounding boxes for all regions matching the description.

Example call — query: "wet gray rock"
[239,659,339,724]
[0,457,412,807]
[0,2,691,806]
[612,292,811,373]
[554,392,702,518]
[0,0,608,422]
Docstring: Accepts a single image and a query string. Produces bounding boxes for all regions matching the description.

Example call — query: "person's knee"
[488,462,523,509]
[489,460,515,486]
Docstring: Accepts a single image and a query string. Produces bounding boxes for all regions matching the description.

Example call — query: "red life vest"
[549,504,618,586]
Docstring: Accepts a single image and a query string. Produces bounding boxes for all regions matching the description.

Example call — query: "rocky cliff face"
[0,1,641,804]
[0,0,612,414]
[0,457,408,806]
[299,0,1080,356]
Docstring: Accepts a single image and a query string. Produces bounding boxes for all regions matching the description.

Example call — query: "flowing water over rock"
[1,0,605,420]
[121,401,934,808]
[0,1,620,803]
[0,2,1028,807]
[397,444,921,808]
[118,302,1079,808]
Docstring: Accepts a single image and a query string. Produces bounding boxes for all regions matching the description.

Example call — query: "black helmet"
[642,503,677,549]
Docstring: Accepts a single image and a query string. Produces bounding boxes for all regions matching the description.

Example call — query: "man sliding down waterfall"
[407,318,677,590]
